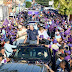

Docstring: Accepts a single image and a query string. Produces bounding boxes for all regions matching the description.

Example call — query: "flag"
[64,27,71,36]
[49,25,54,32]
[3,18,9,26]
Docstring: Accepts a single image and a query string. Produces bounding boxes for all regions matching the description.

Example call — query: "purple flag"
[3,18,9,26]
[64,27,71,36]
[49,25,54,32]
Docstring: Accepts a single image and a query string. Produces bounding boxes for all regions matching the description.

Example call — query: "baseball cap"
[4,38,10,43]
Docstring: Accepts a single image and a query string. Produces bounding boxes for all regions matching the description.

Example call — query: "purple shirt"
[65,55,70,61]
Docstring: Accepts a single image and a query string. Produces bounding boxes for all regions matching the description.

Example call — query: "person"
[34,22,38,30]
[56,53,65,69]
[65,50,70,61]
[55,30,61,42]
[56,60,69,72]
[24,25,39,44]
[55,46,64,61]
[45,64,54,72]
[38,27,50,44]
[4,38,17,57]
[45,39,59,51]
[0,47,6,57]
[0,53,7,64]
[16,25,27,45]
[0,47,10,62]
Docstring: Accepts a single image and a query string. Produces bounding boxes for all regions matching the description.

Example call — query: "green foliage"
[54,0,72,15]
[36,0,49,6]
[26,1,31,8]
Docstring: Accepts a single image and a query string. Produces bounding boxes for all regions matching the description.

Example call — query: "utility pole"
[52,0,54,8]
[15,0,16,12]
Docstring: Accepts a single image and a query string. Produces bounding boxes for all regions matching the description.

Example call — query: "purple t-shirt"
[65,55,70,61]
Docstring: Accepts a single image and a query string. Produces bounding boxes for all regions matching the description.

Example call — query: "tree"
[26,1,31,8]
[36,0,49,6]
[54,0,72,14]
[53,0,72,21]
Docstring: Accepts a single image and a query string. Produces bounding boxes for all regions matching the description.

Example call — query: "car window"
[16,48,49,60]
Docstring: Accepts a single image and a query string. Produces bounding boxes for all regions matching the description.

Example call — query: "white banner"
[49,1,53,5]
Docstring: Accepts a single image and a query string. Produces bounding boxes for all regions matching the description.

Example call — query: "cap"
[18,25,22,29]
[4,38,10,42]
[0,53,4,57]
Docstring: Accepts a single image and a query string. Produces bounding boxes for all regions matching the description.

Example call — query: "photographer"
[4,38,17,58]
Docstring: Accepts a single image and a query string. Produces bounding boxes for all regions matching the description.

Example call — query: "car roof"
[28,21,39,23]
[0,63,44,72]
[17,44,48,49]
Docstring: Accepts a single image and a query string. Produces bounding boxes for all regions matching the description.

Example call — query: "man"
[0,47,6,57]
[24,25,39,44]
[38,27,50,44]
[56,53,65,69]
[34,22,38,30]
[16,25,27,45]
[4,38,17,57]
[55,31,61,42]
[57,60,69,72]
[55,46,64,61]
[45,40,59,51]
[65,50,70,61]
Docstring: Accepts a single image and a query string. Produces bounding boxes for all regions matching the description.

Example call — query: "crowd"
[0,7,72,72]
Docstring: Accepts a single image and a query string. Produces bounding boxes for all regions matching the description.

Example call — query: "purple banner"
[28,11,39,15]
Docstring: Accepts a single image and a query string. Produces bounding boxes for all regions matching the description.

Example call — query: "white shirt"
[38,30,49,39]
[1,58,7,64]
[55,31,59,35]
[57,43,61,47]
[34,24,38,30]
[2,29,6,35]
[17,29,27,40]
[4,43,16,57]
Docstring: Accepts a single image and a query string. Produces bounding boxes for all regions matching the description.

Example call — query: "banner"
[28,11,39,15]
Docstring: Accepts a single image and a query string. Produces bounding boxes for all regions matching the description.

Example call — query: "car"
[0,44,51,72]
[28,21,39,26]
[13,44,51,64]
[0,63,48,72]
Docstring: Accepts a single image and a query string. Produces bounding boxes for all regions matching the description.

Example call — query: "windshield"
[15,48,49,60]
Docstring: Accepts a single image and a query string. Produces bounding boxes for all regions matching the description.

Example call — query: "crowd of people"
[0,6,72,72]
